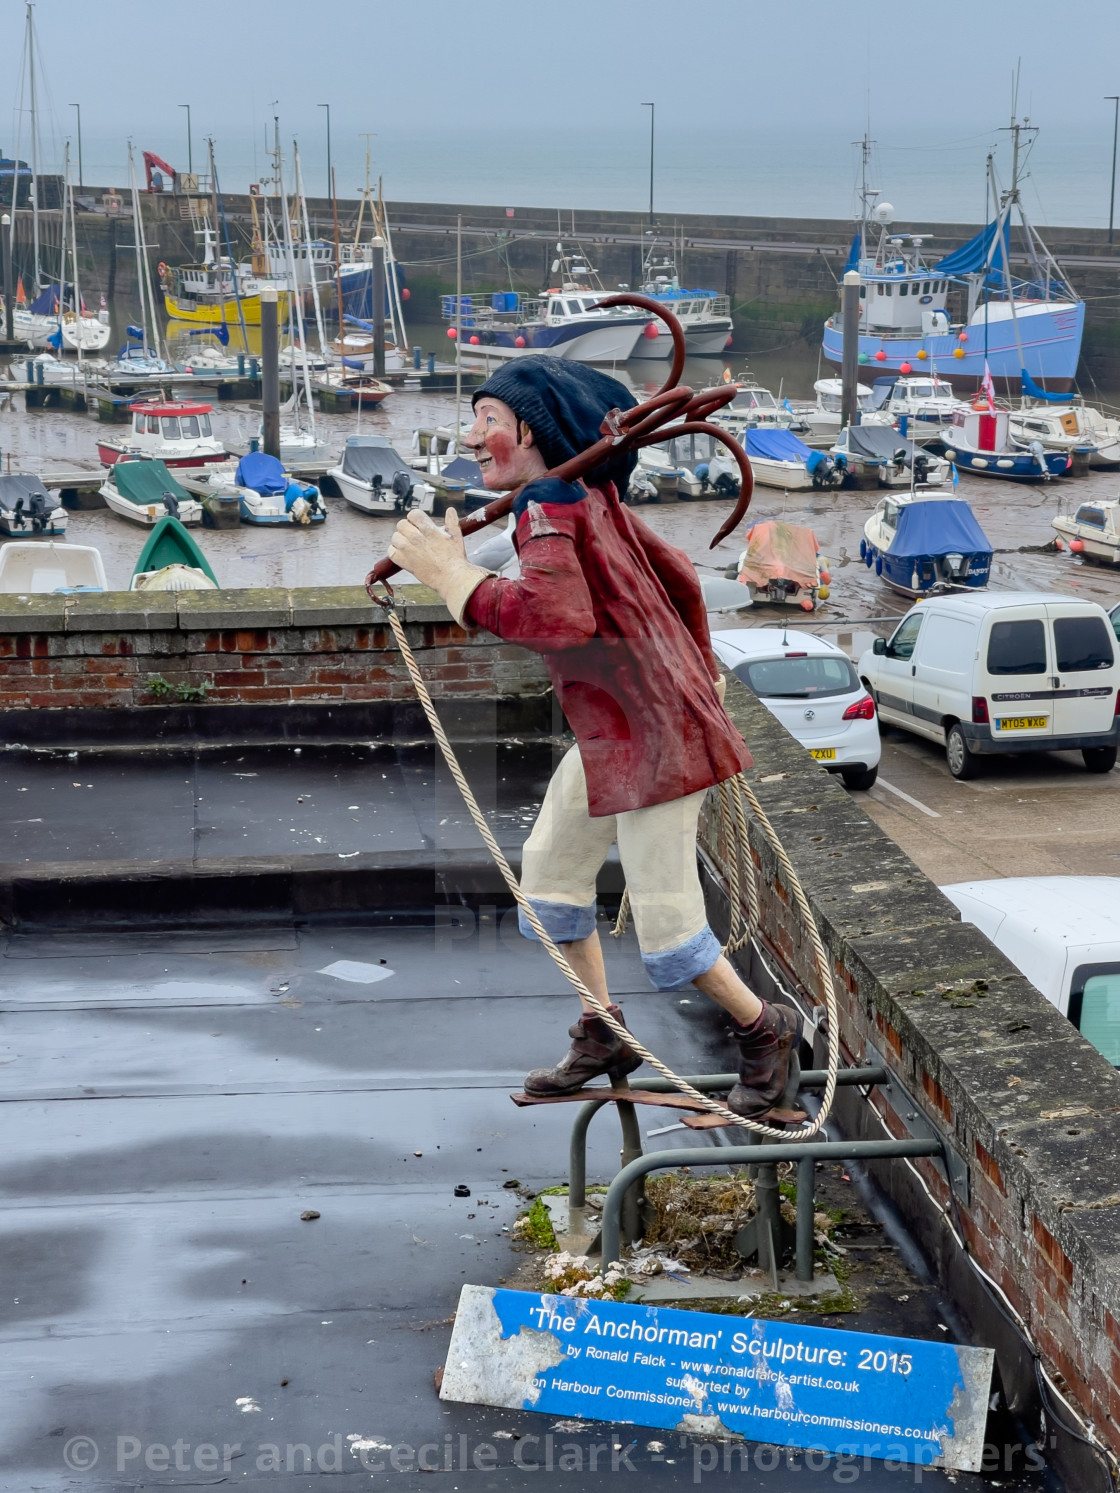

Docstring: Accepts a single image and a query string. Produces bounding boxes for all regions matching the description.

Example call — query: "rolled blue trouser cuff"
[642,925,722,990]
[519,897,597,945]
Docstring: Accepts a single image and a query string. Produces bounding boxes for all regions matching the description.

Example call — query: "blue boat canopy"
[888,500,993,560]
[934,219,1010,278]
[843,230,861,275]
[236,452,287,495]
[743,428,813,462]
[1020,367,1072,404]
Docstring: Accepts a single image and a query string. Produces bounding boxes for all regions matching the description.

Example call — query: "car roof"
[907,591,1105,616]
[710,628,844,661]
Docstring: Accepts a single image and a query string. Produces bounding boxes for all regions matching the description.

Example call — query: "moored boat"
[131,515,219,591]
[743,428,842,491]
[733,521,829,608]
[0,475,66,537]
[327,437,435,516]
[233,453,326,526]
[1009,405,1120,472]
[99,461,204,527]
[943,401,1070,482]
[0,540,106,593]
[629,245,733,359]
[1052,499,1120,564]
[97,400,227,469]
[832,424,950,489]
[861,495,992,597]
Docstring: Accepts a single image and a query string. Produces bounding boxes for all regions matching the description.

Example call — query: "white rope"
[382,603,840,1141]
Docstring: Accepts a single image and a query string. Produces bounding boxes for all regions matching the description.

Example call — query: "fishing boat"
[861,495,992,597]
[1008,405,1120,472]
[161,226,289,327]
[232,453,325,526]
[0,540,106,593]
[0,474,66,537]
[630,243,734,359]
[742,429,843,491]
[942,401,1070,482]
[860,374,962,437]
[1052,500,1120,564]
[831,424,950,489]
[327,437,435,516]
[822,125,1084,392]
[98,461,204,527]
[130,515,218,591]
[97,401,227,469]
[444,246,650,365]
[733,521,829,608]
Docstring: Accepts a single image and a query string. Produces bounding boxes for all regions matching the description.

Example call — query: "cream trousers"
[518,745,721,990]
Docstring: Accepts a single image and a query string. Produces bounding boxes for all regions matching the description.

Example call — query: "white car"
[711,628,880,790]
[943,876,1120,1067]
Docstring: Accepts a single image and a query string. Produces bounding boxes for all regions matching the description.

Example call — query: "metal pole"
[179,105,192,176]
[371,234,386,377]
[795,1154,816,1282]
[260,285,280,458]
[69,105,82,189]
[641,102,655,227]
[318,104,331,202]
[1107,97,1119,246]
[840,269,862,430]
[600,1138,943,1267]
[2,214,12,344]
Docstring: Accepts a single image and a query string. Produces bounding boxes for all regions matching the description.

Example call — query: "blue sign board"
[440,1286,993,1473]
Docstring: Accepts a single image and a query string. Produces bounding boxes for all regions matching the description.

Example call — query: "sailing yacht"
[822,124,1084,392]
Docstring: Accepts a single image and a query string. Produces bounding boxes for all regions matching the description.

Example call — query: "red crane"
[142,151,177,192]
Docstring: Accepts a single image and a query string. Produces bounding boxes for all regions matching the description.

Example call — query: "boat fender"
[874,554,883,576]
[859,538,867,561]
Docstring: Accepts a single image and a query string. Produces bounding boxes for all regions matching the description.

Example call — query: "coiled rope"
[380,601,840,1141]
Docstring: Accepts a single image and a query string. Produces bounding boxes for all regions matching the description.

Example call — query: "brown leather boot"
[727,1002,803,1119]
[523,1005,642,1097]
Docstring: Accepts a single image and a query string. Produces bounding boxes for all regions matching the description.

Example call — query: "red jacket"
[465,477,750,816]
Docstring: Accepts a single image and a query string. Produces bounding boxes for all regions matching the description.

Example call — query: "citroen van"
[857,592,1120,779]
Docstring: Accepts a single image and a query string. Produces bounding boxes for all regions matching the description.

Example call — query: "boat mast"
[25,2,41,292]
[126,143,150,355]
[330,165,345,365]
[276,135,315,440]
[55,142,70,349]
[455,213,462,437]
[294,143,328,361]
[378,175,407,351]
[68,151,83,367]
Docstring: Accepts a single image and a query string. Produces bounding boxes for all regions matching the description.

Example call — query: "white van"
[858,592,1120,779]
[943,876,1120,1066]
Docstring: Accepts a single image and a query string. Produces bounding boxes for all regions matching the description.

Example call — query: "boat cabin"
[869,375,958,415]
[856,232,953,336]
[949,403,1010,453]
[130,402,215,445]
[1011,409,1088,444]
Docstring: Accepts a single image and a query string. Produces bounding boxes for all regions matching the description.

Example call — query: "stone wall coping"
[0,583,452,634]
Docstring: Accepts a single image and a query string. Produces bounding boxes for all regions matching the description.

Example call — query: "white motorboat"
[0,540,105,593]
[446,246,649,365]
[741,428,843,491]
[860,374,962,438]
[832,424,950,488]
[1009,405,1120,471]
[714,381,795,437]
[799,378,874,442]
[15,352,103,387]
[98,400,227,469]
[328,436,435,516]
[0,474,66,537]
[629,246,734,359]
[98,460,203,527]
[1052,498,1120,563]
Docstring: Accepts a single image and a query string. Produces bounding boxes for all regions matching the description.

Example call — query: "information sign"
[440,1286,993,1473]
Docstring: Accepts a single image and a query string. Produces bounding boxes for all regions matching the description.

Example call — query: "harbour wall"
[13,191,1120,381]
[2,582,1119,1481]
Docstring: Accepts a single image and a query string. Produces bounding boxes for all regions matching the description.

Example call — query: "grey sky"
[5,0,1119,224]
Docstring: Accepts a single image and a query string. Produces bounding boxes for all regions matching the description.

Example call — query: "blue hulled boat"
[861,495,992,597]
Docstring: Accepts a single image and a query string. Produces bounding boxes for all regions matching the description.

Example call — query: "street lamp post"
[318,104,332,201]
[1107,96,1119,246]
[641,102,655,227]
[2,213,13,344]
[179,104,192,177]
[68,104,83,189]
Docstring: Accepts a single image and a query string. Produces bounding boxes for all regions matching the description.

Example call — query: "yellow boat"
[160,260,289,327]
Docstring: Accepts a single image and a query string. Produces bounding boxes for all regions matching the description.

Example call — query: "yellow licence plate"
[809,747,837,760]
[995,716,1048,731]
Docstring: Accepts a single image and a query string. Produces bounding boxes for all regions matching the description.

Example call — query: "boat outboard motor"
[627,469,659,504]
[806,449,842,490]
[893,446,908,473]
[1030,439,1049,479]
[392,468,416,513]
[912,450,931,486]
[162,490,180,518]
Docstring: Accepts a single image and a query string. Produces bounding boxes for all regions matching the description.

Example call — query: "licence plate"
[995,716,1048,731]
[809,747,837,760]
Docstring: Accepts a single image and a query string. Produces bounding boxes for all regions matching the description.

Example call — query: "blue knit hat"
[472,356,638,490]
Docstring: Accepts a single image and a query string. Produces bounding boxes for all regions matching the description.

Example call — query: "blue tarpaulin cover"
[236,451,287,495]
[888,500,993,560]
[934,219,1010,278]
[843,230,861,274]
[1020,367,1072,405]
[743,428,813,462]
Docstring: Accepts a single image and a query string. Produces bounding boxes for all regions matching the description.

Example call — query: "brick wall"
[704,679,1120,1478]
[0,585,550,728]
